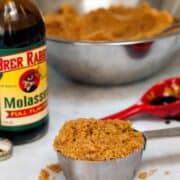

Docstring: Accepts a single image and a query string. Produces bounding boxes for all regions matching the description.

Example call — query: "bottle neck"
[0,0,43,30]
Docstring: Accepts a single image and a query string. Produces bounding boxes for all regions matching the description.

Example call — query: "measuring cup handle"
[144,127,180,139]
[102,104,146,120]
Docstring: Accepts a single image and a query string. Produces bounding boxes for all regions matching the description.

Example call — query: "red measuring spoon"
[103,77,180,120]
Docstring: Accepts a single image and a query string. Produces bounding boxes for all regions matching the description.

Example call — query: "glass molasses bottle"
[0,0,49,145]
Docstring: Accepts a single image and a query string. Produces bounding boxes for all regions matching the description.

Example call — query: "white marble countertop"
[1,51,180,180]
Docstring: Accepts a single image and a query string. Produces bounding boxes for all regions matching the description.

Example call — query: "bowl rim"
[47,31,180,46]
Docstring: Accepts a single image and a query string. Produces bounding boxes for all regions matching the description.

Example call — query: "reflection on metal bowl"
[36,0,180,85]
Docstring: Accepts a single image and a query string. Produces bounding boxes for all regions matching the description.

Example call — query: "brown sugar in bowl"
[38,0,180,85]
[45,3,174,42]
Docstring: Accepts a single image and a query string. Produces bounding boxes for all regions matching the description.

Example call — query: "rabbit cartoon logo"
[20,69,40,93]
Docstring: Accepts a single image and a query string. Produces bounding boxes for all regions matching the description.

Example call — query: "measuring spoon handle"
[144,127,180,139]
[102,104,147,120]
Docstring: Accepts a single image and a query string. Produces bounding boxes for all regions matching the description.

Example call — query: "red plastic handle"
[102,104,148,120]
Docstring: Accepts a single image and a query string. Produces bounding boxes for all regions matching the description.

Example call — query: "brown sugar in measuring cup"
[53,118,180,180]
[54,119,144,161]
[54,118,144,180]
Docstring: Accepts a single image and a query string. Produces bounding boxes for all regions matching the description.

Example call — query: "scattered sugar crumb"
[138,172,148,180]
[39,163,61,180]
[47,164,61,173]
[39,169,50,180]
[138,169,158,180]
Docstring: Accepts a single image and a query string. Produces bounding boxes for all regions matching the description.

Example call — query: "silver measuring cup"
[57,127,180,180]
[57,150,143,180]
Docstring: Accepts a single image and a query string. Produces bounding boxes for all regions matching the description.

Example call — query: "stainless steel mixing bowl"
[36,0,180,85]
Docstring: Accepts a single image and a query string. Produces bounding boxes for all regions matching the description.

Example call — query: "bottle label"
[0,44,48,129]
